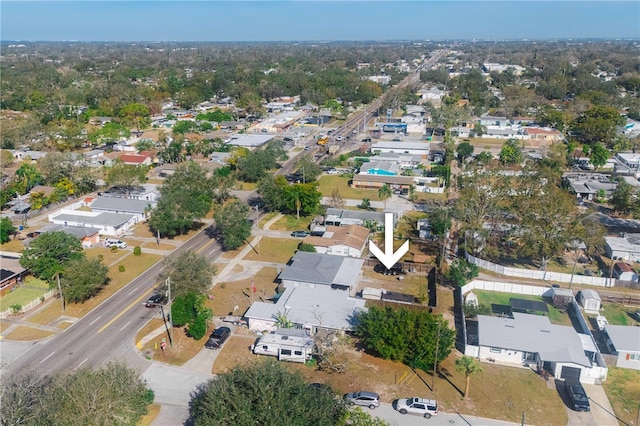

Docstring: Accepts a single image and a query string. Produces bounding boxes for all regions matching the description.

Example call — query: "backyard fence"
[465,252,613,287]
[0,289,57,319]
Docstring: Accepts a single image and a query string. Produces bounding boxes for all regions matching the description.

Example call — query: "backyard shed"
[551,288,574,308]
[577,289,602,314]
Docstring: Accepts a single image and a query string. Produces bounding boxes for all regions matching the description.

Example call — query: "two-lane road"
[6,229,222,374]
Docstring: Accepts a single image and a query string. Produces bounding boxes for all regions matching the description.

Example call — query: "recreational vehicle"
[251,328,314,363]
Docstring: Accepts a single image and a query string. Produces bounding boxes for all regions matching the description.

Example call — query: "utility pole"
[56,271,65,312]
[166,277,173,348]
[432,321,441,391]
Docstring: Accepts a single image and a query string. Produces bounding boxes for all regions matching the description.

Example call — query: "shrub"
[118,265,125,272]
[97,254,104,262]
[133,246,142,256]
[10,304,22,314]
[111,246,118,253]
[187,312,209,340]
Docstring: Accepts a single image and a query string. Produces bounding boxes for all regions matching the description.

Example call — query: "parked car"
[104,238,127,249]
[393,397,438,418]
[630,310,640,321]
[352,129,358,134]
[336,136,343,141]
[327,168,340,175]
[344,391,380,409]
[145,293,167,308]
[374,263,403,275]
[205,327,231,349]
[361,138,372,142]
[566,382,590,412]
[291,230,309,238]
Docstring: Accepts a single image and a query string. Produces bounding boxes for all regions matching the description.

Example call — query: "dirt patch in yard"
[207,267,279,317]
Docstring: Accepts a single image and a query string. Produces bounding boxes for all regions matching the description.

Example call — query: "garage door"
[560,366,581,382]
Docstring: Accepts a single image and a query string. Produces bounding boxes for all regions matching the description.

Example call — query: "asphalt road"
[6,229,222,374]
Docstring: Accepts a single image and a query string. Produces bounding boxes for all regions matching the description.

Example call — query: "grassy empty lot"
[602,367,640,426]
[140,322,214,366]
[0,238,24,252]
[0,277,49,311]
[317,175,382,200]
[269,214,314,231]
[242,237,299,264]
[85,246,129,265]
[473,290,572,326]
[207,267,279,317]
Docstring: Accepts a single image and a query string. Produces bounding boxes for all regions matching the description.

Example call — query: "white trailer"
[251,329,314,363]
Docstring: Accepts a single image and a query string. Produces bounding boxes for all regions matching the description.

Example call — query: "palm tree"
[455,356,482,398]
[378,184,392,209]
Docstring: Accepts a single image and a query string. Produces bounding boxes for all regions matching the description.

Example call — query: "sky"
[1,1,639,42]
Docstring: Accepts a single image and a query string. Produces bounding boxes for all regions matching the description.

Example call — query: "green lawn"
[602,367,640,426]
[243,237,300,263]
[317,175,382,200]
[269,214,314,231]
[473,290,571,326]
[0,277,50,311]
[596,303,636,326]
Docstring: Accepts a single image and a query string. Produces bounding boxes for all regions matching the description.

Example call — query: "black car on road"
[205,327,231,349]
[145,293,167,308]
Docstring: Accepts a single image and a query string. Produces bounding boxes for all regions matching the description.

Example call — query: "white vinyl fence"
[465,253,613,287]
[0,289,57,319]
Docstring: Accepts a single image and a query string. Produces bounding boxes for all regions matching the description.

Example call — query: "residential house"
[478,115,511,127]
[605,234,640,262]
[373,152,424,169]
[48,209,136,237]
[523,127,564,142]
[563,173,617,201]
[10,149,48,162]
[278,251,364,293]
[243,285,366,334]
[302,225,370,258]
[0,254,28,297]
[370,141,430,157]
[417,87,446,105]
[359,160,402,176]
[483,126,523,139]
[37,224,100,249]
[603,325,640,370]
[367,75,391,85]
[323,208,387,229]
[351,174,414,194]
[450,126,472,138]
[473,313,606,383]
[417,218,433,239]
[577,290,602,314]
[226,134,274,148]
[118,153,153,166]
[612,262,638,282]
[89,116,112,127]
[90,197,154,222]
[615,152,640,178]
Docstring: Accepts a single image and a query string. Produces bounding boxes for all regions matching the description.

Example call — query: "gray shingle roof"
[91,197,151,214]
[605,325,640,353]
[478,313,591,366]
[278,252,364,288]
[53,212,134,227]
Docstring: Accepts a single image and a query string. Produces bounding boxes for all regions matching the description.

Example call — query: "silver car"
[344,391,380,409]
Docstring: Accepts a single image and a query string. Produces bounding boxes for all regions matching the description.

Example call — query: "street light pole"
[166,277,173,348]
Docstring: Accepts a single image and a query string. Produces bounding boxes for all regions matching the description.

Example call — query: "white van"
[104,238,127,249]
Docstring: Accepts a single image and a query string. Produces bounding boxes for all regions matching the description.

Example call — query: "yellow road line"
[97,287,155,334]
[195,235,218,254]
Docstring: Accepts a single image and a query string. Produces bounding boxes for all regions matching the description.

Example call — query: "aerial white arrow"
[369,213,409,270]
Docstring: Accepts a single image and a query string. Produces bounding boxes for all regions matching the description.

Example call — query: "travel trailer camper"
[251,328,314,363]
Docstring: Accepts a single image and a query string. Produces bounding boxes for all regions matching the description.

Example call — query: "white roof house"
[225,134,274,148]
[605,234,640,263]
[604,325,640,370]
[244,285,367,334]
[370,141,430,157]
[48,209,136,237]
[90,197,154,222]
